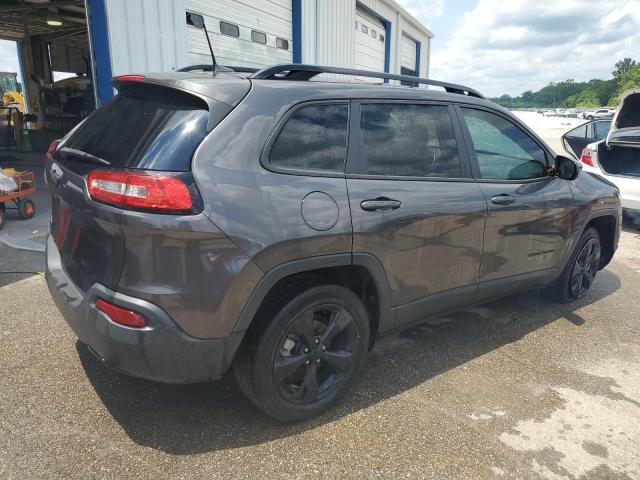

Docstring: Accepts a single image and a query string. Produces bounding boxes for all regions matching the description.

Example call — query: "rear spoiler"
[112,73,251,131]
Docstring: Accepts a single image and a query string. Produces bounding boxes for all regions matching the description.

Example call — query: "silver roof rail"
[250,64,485,99]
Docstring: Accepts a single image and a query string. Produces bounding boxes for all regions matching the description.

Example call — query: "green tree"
[609,63,640,106]
[490,59,639,108]
[612,58,638,79]
[574,90,600,108]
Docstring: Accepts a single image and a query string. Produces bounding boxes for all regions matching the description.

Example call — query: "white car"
[563,90,640,214]
[579,108,616,120]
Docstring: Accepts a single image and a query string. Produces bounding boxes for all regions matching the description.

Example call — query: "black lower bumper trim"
[45,236,244,384]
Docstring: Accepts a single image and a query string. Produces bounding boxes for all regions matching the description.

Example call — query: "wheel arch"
[232,253,394,349]
[584,213,618,269]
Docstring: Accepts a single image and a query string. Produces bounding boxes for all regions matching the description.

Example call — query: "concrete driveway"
[1,120,640,479]
[1,228,639,479]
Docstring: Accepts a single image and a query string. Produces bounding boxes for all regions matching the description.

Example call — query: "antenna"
[187,12,216,77]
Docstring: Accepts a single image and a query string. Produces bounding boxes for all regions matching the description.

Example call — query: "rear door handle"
[491,194,516,206]
[360,197,402,212]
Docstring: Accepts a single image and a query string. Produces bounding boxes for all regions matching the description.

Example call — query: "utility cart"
[0,169,36,230]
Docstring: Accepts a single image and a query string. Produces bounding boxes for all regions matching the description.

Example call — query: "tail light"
[46,139,61,160]
[580,148,594,167]
[87,170,193,213]
[96,298,147,328]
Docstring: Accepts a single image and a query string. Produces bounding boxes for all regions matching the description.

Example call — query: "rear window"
[59,84,209,171]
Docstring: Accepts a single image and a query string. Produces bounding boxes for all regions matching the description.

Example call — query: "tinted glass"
[251,30,267,44]
[59,83,209,172]
[567,124,588,139]
[462,108,547,180]
[220,21,239,37]
[360,104,461,178]
[270,104,348,173]
[594,120,612,140]
[276,37,289,50]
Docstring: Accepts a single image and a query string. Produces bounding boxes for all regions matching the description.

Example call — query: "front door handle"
[360,197,402,212]
[491,194,516,206]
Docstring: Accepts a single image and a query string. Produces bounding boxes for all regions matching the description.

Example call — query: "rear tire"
[0,208,5,230]
[543,227,601,303]
[234,285,370,422]
[17,198,35,220]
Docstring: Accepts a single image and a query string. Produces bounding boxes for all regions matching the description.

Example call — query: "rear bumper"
[45,235,244,384]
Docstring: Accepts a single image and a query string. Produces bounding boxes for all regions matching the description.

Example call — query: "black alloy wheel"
[274,303,357,404]
[234,285,370,422]
[543,227,601,303]
[570,237,600,299]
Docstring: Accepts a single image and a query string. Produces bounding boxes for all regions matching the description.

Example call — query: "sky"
[397,0,640,97]
[0,39,22,85]
[3,1,640,97]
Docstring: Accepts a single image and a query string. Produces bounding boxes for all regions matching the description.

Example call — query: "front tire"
[544,227,601,303]
[234,285,370,422]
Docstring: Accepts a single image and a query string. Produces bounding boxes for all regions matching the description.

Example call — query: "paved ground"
[1,117,640,479]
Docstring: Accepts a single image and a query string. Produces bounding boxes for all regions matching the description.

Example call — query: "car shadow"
[77,269,621,455]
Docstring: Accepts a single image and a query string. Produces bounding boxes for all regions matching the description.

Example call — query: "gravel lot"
[1,115,639,479]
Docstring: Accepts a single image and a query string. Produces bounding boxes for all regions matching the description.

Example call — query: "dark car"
[45,65,621,422]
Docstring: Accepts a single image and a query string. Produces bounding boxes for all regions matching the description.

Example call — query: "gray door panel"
[348,178,486,310]
[477,178,574,283]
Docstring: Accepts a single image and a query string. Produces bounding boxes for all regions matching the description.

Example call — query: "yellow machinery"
[0,71,25,112]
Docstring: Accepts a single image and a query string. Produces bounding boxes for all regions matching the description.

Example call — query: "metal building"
[101,0,433,102]
[0,0,432,148]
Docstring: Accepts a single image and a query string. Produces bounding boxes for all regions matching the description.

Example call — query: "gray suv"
[45,65,621,422]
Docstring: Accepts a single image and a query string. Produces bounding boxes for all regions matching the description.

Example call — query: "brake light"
[87,170,192,212]
[46,139,61,159]
[96,298,147,328]
[115,74,145,82]
[580,148,594,167]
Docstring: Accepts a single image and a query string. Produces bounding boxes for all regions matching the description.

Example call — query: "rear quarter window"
[268,104,349,173]
[59,83,209,172]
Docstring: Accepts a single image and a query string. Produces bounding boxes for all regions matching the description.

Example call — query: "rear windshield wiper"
[59,147,111,166]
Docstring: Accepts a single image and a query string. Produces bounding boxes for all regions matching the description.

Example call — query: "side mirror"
[556,155,581,181]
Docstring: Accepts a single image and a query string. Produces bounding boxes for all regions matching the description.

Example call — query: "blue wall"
[86,0,113,104]
[292,0,302,63]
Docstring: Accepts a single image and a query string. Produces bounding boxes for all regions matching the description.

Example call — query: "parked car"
[563,108,579,118]
[563,90,640,216]
[580,108,615,120]
[45,64,621,422]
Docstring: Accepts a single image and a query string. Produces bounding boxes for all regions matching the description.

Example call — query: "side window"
[461,108,547,180]
[359,103,462,178]
[269,104,349,173]
[594,120,612,140]
[566,124,588,139]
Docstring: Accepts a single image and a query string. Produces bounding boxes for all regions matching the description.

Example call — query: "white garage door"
[185,0,292,69]
[401,34,417,75]
[355,7,386,73]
